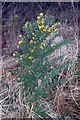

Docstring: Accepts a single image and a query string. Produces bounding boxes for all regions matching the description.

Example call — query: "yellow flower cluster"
[37,12,60,34]
[38,23,59,33]
[16,14,61,64]
[38,24,52,33]
[18,40,23,45]
[37,13,45,33]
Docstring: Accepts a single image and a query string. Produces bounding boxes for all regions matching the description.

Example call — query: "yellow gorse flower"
[30,40,33,44]
[28,56,32,60]
[38,25,46,30]
[57,22,60,25]
[45,26,48,29]
[19,55,22,60]
[31,49,34,52]
[41,25,45,28]
[38,25,42,30]
[18,40,23,45]
[43,29,46,32]
[40,44,43,49]
[32,37,35,40]
[37,21,40,25]
[41,43,43,45]
[34,41,37,44]
[38,24,52,33]
[30,48,34,53]
[37,13,44,20]
[51,24,55,28]
[41,18,44,24]
[32,32,34,35]
[47,28,51,33]
[43,43,46,46]
[37,16,41,20]
[41,42,46,46]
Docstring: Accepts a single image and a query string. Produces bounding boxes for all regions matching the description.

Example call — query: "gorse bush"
[14,13,73,117]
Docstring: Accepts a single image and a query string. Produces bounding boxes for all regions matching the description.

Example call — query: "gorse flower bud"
[39,13,44,16]
[13,53,15,56]
[17,45,19,48]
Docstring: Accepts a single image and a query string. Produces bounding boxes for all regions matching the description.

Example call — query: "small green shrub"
[14,13,73,117]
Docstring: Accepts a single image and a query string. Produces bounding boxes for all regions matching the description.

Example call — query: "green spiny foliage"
[14,13,73,117]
